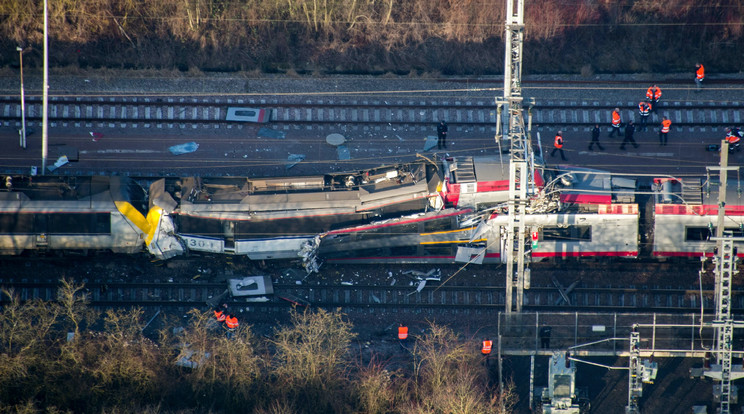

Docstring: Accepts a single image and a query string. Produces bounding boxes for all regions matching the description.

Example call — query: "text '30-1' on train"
[0,155,742,271]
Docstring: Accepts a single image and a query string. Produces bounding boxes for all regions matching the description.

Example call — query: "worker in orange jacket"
[646,85,662,113]
[550,131,567,161]
[225,314,239,338]
[659,116,672,146]
[398,324,408,341]
[214,308,226,322]
[638,101,652,131]
[609,108,622,138]
[695,63,705,92]
[481,339,493,355]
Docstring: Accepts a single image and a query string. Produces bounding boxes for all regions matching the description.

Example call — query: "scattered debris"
[424,136,438,151]
[90,131,103,141]
[168,142,199,155]
[402,268,441,281]
[286,153,306,169]
[257,127,286,139]
[228,276,274,297]
[337,145,350,160]
[47,155,69,172]
[326,133,346,146]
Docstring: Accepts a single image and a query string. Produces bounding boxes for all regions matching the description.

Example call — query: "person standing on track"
[551,131,567,161]
[646,85,662,114]
[589,124,604,151]
[620,121,639,150]
[638,101,652,131]
[695,63,705,92]
[659,116,672,146]
[609,108,622,138]
[437,120,448,149]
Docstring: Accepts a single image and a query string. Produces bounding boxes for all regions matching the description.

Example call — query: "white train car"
[0,176,149,255]
[652,178,744,258]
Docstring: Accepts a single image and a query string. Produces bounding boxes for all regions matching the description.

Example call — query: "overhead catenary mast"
[502,0,533,313]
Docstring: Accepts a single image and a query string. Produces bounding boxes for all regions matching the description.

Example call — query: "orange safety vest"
[638,102,651,116]
[225,315,239,330]
[661,119,672,133]
[696,64,705,81]
[611,111,621,126]
[481,340,493,355]
[398,326,408,340]
[214,309,226,322]
[646,87,662,101]
[554,135,563,149]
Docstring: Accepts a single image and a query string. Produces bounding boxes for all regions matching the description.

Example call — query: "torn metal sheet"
[226,107,270,123]
[402,269,441,281]
[424,135,438,151]
[169,142,199,155]
[258,128,286,139]
[336,145,350,160]
[409,280,427,295]
[455,246,486,264]
[47,155,69,172]
[286,154,306,169]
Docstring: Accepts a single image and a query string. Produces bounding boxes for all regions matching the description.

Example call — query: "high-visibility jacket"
[481,340,493,355]
[398,326,409,340]
[225,315,239,330]
[214,309,226,322]
[661,119,672,133]
[646,87,662,101]
[611,111,621,127]
[554,135,563,149]
[726,134,741,145]
[696,64,705,81]
[638,102,651,116]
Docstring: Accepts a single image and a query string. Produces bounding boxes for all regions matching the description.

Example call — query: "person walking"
[620,121,639,150]
[646,85,662,113]
[695,63,705,92]
[436,120,448,149]
[609,108,622,138]
[588,124,604,150]
[551,131,567,161]
[638,101,652,131]
[659,116,672,146]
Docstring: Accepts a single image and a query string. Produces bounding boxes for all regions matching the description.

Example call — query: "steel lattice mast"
[502,0,533,313]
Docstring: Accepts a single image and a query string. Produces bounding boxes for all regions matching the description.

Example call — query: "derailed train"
[0,156,742,269]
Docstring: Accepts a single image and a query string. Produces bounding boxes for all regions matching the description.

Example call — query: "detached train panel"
[0,176,149,255]
[652,178,744,257]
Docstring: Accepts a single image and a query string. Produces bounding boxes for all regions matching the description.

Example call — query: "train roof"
[555,167,636,205]
[159,161,441,214]
[0,175,141,203]
[654,177,744,210]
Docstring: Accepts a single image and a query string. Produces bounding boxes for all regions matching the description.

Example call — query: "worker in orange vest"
[225,314,239,338]
[550,131,566,161]
[695,63,705,92]
[481,339,493,355]
[646,85,662,113]
[638,101,652,131]
[398,324,409,341]
[609,108,622,138]
[214,308,226,322]
[659,116,672,146]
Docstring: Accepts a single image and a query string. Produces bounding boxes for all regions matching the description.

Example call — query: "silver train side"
[0,176,150,255]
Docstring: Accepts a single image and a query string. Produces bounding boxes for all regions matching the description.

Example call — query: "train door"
[223,220,236,252]
[33,214,49,248]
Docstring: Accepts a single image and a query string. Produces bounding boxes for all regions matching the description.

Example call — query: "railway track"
[1,95,741,130]
[0,277,736,313]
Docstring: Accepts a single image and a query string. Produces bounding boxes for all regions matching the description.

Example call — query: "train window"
[424,219,451,232]
[390,245,418,256]
[423,245,452,256]
[686,227,744,241]
[542,225,592,241]
[46,213,111,234]
[0,213,34,233]
[685,227,711,242]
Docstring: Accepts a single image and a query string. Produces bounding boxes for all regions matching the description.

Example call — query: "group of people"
[398,324,494,357]
[213,306,239,337]
[552,63,706,160]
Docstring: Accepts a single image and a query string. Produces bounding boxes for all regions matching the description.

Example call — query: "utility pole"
[502,0,533,313]
[704,140,744,414]
[16,47,27,149]
[42,0,49,173]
